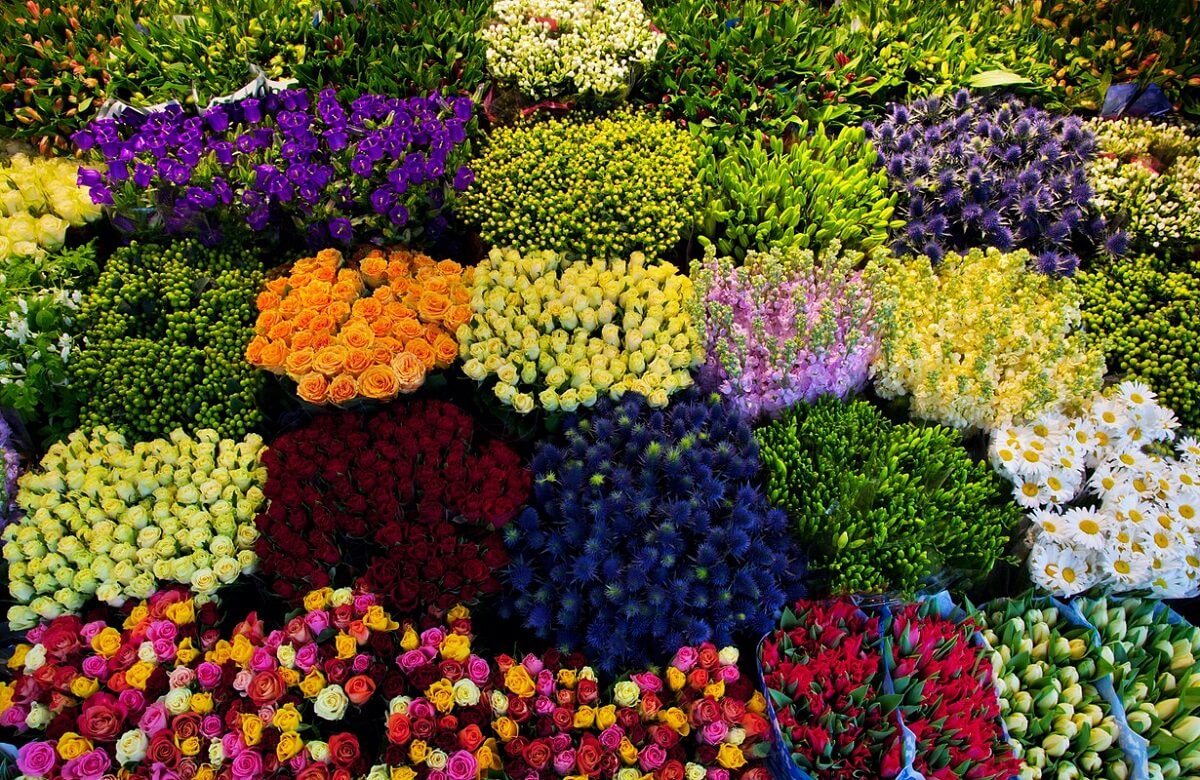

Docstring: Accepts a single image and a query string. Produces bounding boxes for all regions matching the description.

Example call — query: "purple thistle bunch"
[865,89,1126,275]
[72,89,475,248]
[0,413,21,530]
[688,241,882,421]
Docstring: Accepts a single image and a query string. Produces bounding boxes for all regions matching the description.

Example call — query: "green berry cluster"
[755,396,1020,595]
[1078,252,1200,430]
[69,239,264,440]
[701,124,899,261]
[459,112,707,260]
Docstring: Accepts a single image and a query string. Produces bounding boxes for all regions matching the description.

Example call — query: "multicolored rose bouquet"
[458,248,703,414]
[74,89,475,248]
[978,595,1132,780]
[505,390,804,671]
[256,400,527,619]
[689,242,883,421]
[0,154,101,261]
[989,382,1200,597]
[3,426,266,629]
[873,246,1105,431]
[246,247,472,405]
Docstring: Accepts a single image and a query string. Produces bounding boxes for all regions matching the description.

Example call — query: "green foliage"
[460,113,707,260]
[69,239,264,441]
[1079,253,1200,431]
[756,396,1019,595]
[700,125,898,260]
[0,243,98,439]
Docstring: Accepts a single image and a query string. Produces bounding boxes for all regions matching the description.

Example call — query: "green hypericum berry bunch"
[701,124,899,261]
[460,112,707,260]
[755,396,1019,595]
[1078,252,1200,430]
[69,239,264,440]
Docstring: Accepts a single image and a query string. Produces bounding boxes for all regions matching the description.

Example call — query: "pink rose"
[16,741,56,777]
[81,655,108,679]
[446,750,478,780]
[353,594,376,613]
[466,656,490,685]
[671,647,698,672]
[407,699,435,720]
[152,638,177,662]
[535,669,554,697]
[520,654,543,674]
[419,627,445,649]
[428,771,448,780]
[295,644,319,672]
[201,715,223,739]
[533,696,555,716]
[639,744,667,771]
[351,654,370,673]
[196,662,223,689]
[304,610,330,635]
[264,630,284,652]
[118,688,145,715]
[598,726,624,751]
[250,648,277,672]
[168,668,195,689]
[222,732,244,758]
[258,705,276,723]
[147,620,178,643]
[701,721,728,745]
[631,672,663,693]
[707,769,730,780]
[552,749,576,775]
[26,625,47,644]
[0,706,28,728]
[231,748,263,779]
[68,748,110,780]
[548,734,571,754]
[719,665,739,683]
[232,669,254,692]
[139,702,169,735]
[398,649,428,674]
[288,752,310,772]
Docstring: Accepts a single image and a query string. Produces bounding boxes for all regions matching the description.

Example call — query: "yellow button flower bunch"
[872,246,1104,431]
[0,155,101,261]
[457,248,703,413]
[2,427,267,629]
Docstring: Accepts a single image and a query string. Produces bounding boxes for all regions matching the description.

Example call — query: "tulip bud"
[1052,715,1078,739]
[1043,734,1070,758]
[1036,687,1060,712]
[1056,764,1080,780]
[1024,664,1045,685]
[1015,691,1033,714]
[1069,638,1088,660]
[1158,757,1181,780]
[1062,683,1083,707]
[1059,666,1079,687]
[1005,713,1029,737]
[1089,726,1113,752]
[1107,760,1128,780]
[1172,715,1200,743]
[1157,698,1181,721]
[1108,615,1127,640]
[1126,709,1153,734]
[1090,602,1110,630]
[1033,621,1051,645]
[1158,672,1178,694]
[1027,746,1047,768]
[1079,751,1103,774]
[1019,766,1039,780]
[1179,751,1200,771]
[1034,640,1050,660]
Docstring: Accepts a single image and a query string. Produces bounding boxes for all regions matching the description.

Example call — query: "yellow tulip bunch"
[458,248,703,413]
[872,247,1104,431]
[0,155,101,261]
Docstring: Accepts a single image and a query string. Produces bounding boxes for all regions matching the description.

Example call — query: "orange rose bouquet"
[246,247,472,405]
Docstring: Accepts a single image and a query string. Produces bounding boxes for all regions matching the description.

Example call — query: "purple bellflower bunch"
[865,89,1126,275]
[72,88,475,248]
[689,240,884,421]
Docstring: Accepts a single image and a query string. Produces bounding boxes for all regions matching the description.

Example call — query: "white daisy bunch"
[481,0,664,100]
[989,381,1200,598]
[2,427,267,629]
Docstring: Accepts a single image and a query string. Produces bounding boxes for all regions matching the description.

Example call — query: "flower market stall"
[0,0,1199,778]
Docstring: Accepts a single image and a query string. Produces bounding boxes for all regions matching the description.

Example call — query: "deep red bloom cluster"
[886,605,1021,780]
[256,400,529,619]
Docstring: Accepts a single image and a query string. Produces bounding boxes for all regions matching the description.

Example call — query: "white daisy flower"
[1028,540,1098,597]
[1177,436,1200,464]
[1029,507,1072,542]
[1013,477,1050,509]
[1102,543,1155,592]
[1118,379,1157,410]
[1059,506,1108,549]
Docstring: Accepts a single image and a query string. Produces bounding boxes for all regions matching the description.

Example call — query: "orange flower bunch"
[246,247,473,405]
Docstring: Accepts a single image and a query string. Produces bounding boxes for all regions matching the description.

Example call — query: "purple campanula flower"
[241,98,262,124]
[328,217,353,243]
[205,106,230,133]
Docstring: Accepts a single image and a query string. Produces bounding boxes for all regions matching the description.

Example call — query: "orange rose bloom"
[327,301,352,321]
[360,254,388,285]
[339,321,375,349]
[316,248,342,265]
[437,259,463,276]
[343,347,375,376]
[293,309,317,329]
[307,312,336,335]
[336,268,361,286]
[313,265,337,283]
[267,321,294,341]
[395,318,424,342]
[256,310,281,332]
[422,276,450,296]
[296,373,330,404]
[291,331,315,351]
[279,296,304,318]
[387,259,412,281]
[406,337,436,369]
[358,364,401,400]
[352,297,384,320]
[445,304,473,331]
[256,290,282,311]
[288,272,314,289]
[284,348,316,377]
[332,281,360,303]
[375,336,403,355]
[299,281,333,308]
[433,334,459,367]
[309,332,333,351]
[312,345,350,376]
[328,374,359,405]
[423,323,444,344]
[259,340,289,371]
[386,302,415,321]
[245,336,269,365]
[391,351,426,392]
[373,346,394,365]
[266,277,289,296]
[369,316,395,338]
[372,285,394,303]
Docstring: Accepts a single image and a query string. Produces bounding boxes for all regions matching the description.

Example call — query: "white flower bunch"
[989,381,1200,598]
[2,426,267,629]
[481,0,663,100]
[0,154,102,260]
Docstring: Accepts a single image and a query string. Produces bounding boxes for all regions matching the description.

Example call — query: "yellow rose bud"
[277,731,305,762]
[335,632,358,660]
[717,744,747,770]
[440,634,470,662]
[70,676,100,698]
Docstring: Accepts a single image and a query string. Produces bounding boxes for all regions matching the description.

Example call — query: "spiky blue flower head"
[502,389,806,673]
[865,90,1126,275]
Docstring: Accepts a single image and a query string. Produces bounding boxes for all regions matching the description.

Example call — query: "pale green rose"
[115,729,149,764]
[109,543,135,562]
[212,556,241,584]
[135,548,158,569]
[190,567,219,595]
[112,560,137,584]
[95,581,125,606]
[7,604,36,630]
[124,505,148,529]
[32,573,56,594]
[30,595,64,619]
[25,702,51,730]
[172,557,198,582]
[234,524,258,548]
[53,567,75,588]
[236,549,257,572]
[9,579,34,602]
[175,484,200,505]
[71,570,97,595]
[53,588,85,612]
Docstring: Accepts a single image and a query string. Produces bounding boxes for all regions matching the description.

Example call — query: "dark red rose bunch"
[256,400,529,619]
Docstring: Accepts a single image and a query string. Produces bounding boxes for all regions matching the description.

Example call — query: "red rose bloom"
[328,733,361,769]
[247,670,287,707]
[77,693,127,742]
[524,739,552,769]
[459,724,485,753]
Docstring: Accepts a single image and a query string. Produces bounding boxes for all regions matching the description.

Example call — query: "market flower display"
[459,114,705,260]
[73,89,474,247]
[481,0,664,100]
[246,246,472,405]
[256,400,527,618]
[989,383,1200,598]
[505,390,805,672]
[2,427,266,629]
[865,89,1123,275]
[0,154,101,261]
[689,242,882,420]
[756,397,1019,595]
[873,246,1105,431]
[977,595,1132,780]
[458,248,702,414]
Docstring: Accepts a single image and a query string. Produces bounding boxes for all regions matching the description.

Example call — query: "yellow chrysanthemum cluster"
[0,155,101,260]
[872,247,1104,431]
[457,248,703,413]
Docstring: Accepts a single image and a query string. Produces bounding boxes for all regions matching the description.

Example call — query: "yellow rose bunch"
[0,155,101,261]
[458,248,703,413]
[872,247,1104,431]
[2,427,267,629]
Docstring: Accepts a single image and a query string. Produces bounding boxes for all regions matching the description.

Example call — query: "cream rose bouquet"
[2,426,267,629]
[0,155,101,261]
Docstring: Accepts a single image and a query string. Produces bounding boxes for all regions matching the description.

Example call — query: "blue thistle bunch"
[865,89,1126,275]
[504,390,805,672]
